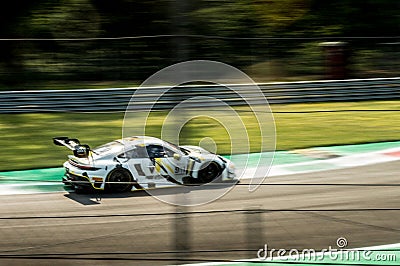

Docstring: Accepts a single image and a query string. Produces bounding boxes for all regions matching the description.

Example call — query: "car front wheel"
[198,161,221,184]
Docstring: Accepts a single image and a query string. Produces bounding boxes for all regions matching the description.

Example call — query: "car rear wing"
[53,137,91,158]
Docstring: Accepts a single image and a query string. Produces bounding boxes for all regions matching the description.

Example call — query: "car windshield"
[164,141,189,155]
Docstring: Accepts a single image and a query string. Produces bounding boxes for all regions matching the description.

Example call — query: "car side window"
[118,146,147,159]
[146,145,164,158]
[146,145,175,158]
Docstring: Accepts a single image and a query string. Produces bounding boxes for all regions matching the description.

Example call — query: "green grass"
[1,100,400,171]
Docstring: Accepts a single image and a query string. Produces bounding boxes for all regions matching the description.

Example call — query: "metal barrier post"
[174,201,191,263]
[246,207,264,257]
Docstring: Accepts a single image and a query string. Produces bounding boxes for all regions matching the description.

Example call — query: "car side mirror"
[173,153,181,160]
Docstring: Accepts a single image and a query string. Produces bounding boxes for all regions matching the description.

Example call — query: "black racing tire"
[106,168,134,193]
[198,161,222,184]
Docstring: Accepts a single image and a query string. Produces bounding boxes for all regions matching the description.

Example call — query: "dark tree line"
[0,0,398,88]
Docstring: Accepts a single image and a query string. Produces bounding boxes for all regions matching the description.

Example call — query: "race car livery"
[53,136,236,192]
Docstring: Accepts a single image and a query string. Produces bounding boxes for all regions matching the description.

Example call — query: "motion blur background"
[0,2,400,265]
[0,0,398,90]
[0,0,399,171]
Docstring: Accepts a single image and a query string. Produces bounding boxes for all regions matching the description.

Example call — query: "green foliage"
[0,0,398,88]
[28,0,102,39]
[295,0,399,37]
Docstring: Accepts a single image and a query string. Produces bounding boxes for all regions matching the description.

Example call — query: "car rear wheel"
[198,161,221,184]
[106,169,133,193]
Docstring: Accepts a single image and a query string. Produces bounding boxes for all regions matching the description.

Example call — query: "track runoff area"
[1,141,400,195]
[0,141,400,265]
[181,141,400,265]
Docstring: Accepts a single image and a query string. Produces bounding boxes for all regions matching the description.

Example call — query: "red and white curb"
[240,146,400,179]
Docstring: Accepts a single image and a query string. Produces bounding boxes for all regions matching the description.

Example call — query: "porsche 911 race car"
[53,136,236,192]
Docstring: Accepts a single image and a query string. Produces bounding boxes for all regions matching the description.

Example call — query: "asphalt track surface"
[0,160,399,266]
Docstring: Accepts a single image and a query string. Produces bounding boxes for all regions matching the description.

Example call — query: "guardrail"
[0,77,399,113]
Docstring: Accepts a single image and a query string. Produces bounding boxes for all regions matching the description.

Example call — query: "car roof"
[92,136,183,158]
[118,136,165,146]
[92,136,166,156]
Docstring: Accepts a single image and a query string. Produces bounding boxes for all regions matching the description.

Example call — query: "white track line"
[177,242,400,266]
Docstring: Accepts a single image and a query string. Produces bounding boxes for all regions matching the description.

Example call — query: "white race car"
[53,136,236,192]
